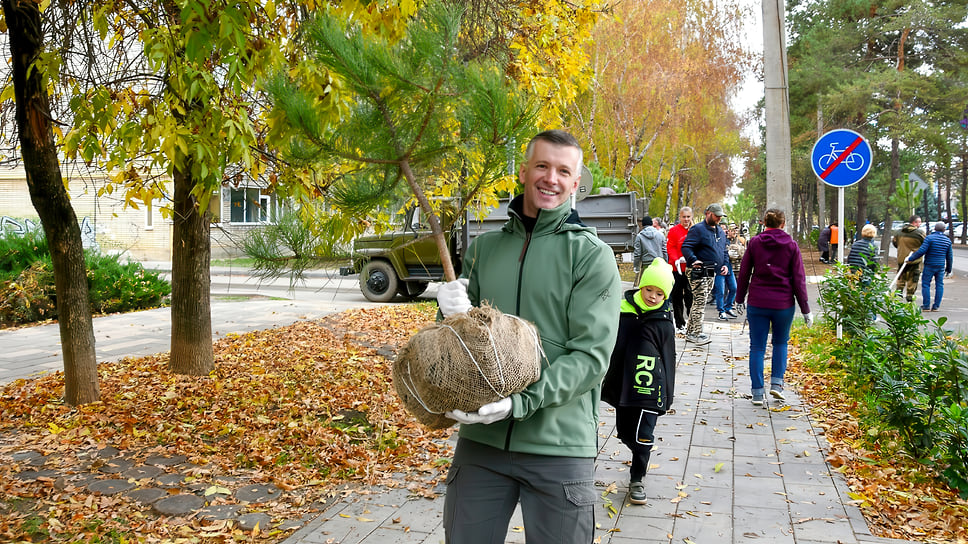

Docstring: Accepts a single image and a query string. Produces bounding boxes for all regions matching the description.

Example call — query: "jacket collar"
[506,195,583,236]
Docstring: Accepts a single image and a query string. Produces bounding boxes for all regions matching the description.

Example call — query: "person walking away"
[735,209,811,406]
[681,203,730,345]
[905,221,954,312]
[666,207,694,332]
[436,130,622,544]
[632,215,667,285]
[602,258,677,506]
[818,223,832,263]
[847,224,879,274]
[892,215,925,303]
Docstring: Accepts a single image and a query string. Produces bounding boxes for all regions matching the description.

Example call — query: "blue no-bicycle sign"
[810,129,873,187]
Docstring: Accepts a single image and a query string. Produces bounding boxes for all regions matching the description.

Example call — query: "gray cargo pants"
[443,438,596,544]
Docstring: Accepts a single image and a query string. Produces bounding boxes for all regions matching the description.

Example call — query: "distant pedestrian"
[632,215,667,285]
[735,209,811,406]
[602,258,677,506]
[681,203,731,345]
[892,215,925,303]
[666,207,694,332]
[830,222,840,262]
[906,221,954,312]
[818,224,832,263]
[847,224,878,274]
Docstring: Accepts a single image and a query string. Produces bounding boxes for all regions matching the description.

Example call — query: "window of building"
[229,187,276,224]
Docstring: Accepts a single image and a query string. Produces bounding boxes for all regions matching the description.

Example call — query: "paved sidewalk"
[281,319,921,544]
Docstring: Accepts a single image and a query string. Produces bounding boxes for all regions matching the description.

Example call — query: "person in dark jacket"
[681,203,730,345]
[847,224,878,274]
[602,258,676,506]
[735,209,811,406]
[818,224,832,263]
[906,221,954,311]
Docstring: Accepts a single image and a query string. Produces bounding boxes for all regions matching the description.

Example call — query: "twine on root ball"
[393,304,543,429]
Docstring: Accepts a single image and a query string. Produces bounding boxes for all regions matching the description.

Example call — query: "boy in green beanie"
[602,258,677,505]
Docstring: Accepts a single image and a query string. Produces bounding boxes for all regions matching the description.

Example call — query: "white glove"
[437,278,471,317]
[446,397,512,425]
[803,312,813,326]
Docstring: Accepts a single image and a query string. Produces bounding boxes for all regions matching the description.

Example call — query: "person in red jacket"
[665,207,693,331]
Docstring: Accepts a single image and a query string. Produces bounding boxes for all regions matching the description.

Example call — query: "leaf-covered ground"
[1,303,966,542]
[787,329,968,544]
[0,304,452,542]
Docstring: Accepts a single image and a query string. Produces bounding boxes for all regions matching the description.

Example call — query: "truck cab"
[341,203,461,302]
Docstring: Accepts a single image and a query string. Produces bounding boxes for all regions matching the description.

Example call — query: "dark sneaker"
[751,393,764,406]
[770,386,785,401]
[724,309,738,318]
[629,481,647,505]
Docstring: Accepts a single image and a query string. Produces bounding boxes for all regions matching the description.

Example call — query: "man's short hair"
[908,215,921,224]
[861,224,877,238]
[524,130,583,170]
[935,221,947,232]
[641,215,652,228]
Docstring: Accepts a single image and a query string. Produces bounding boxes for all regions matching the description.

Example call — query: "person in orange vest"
[830,222,839,262]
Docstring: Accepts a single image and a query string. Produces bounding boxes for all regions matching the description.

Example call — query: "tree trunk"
[878,137,900,264]
[169,164,214,375]
[816,105,826,228]
[4,0,99,404]
[961,150,967,244]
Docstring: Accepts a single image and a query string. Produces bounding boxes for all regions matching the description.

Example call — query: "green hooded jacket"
[458,195,622,458]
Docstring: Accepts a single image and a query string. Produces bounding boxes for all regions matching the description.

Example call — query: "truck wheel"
[360,260,398,302]
[398,281,429,300]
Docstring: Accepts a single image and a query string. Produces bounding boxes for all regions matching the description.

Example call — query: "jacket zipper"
[504,228,534,450]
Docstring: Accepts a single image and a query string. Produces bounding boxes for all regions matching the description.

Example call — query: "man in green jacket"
[437,130,622,543]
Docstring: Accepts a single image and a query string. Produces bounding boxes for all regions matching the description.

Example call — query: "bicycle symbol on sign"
[818,142,865,172]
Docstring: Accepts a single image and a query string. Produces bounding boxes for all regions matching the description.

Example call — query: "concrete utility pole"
[763,0,792,214]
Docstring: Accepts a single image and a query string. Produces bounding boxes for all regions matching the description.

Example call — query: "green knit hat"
[638,258,674,297]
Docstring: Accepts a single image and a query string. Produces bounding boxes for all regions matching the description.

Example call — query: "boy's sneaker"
[751,393,764,406]
[724,309,738,318]
[770,386,785,401]
[628,481,647,505]
[685,333,711,345]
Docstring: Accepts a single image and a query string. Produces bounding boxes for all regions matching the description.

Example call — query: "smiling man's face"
[519,139,581,218]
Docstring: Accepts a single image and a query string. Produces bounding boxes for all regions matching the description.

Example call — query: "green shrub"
[85,253,171,315]
[0,227,49,282]
[0,261,56,326]
[814,263,968,497]
[0,231,170,326]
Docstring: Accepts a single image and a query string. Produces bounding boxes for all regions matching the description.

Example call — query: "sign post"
[811,129,873,338]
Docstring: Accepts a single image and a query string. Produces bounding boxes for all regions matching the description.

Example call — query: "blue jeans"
[921,264,945,310]
[747,304,795,395]
[713,270,736,313]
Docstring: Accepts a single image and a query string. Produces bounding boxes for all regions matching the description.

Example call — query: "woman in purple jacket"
[735,209,812,406]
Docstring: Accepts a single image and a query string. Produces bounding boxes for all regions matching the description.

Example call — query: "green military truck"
[339,192,639,302]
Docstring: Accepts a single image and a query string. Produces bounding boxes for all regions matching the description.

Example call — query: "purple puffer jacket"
[735,228,810,313]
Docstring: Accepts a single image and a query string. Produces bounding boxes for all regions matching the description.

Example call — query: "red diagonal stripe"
[820,136,863,179]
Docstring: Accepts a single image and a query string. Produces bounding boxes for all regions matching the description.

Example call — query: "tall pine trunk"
[168,164,214,375]
[4,0,99,404]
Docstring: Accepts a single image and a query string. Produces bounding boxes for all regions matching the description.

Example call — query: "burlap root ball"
[393,304,543,429]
